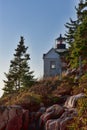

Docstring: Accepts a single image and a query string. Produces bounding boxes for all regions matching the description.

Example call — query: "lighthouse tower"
[55,34,66,53]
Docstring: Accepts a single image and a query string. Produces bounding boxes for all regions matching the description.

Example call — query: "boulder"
[39,104,64,128]
[0,105,30,130]
[28,112,36,130]
[0,106,9,130]
[45,119,60,130]
[5,106,23,130]
[45,93,83,130]
[22,109,29,130]
[6,115,22,130]
[64,93,84,108]
[45,108,77,130]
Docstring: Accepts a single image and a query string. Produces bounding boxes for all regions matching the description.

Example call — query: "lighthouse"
[43,34,67,78]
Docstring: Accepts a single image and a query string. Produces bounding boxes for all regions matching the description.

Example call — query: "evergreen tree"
[65,0,87,68]
[3,36,35,94]
[65,18,78,46]
[71,15,87,68]
[65,18,78,62]
[65,0,85,46]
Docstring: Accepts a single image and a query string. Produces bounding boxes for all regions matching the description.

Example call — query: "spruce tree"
[65,0,85,46]
[65,18,78,46]
[3,36,35,94]
[65,0,87,68]
[71,15,87,68]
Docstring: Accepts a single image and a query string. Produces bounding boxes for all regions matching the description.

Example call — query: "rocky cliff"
[0,93,85,130]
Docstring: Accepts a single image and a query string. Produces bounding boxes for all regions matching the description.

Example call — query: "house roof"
[43,48,60,59]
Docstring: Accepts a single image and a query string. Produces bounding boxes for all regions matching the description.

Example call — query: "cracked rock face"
[0,105,29,130]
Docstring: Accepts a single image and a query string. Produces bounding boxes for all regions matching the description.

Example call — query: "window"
[50,61,56,69]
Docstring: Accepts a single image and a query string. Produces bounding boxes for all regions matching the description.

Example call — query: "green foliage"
[65,1,87,128]
[71,17,87,68]
[3,36,35,94]
[65,18,77,46]
[68,73,87,130]
[80,72,87,81]
[65,0,87,68]
[71,98,87,130]
[69,97,87,130]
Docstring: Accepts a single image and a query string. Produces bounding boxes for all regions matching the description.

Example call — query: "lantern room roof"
[56,34,66,41]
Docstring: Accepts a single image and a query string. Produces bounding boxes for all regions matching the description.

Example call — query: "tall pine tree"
[3,36,35,94]
[71,14,87,68]
[65,18,78,46]
[65,0,87,69]
[65,0,85,46]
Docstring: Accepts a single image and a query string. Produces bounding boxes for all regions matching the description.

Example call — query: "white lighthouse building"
[43,34,67,77]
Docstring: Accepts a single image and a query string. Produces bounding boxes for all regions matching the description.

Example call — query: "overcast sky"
[0,0,79,97]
